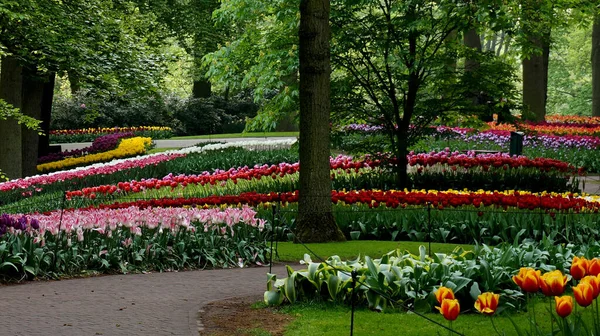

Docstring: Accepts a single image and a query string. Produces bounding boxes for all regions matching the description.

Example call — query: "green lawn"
[171,131,298,140]
[273,240,474,263]
[278,300,592,336]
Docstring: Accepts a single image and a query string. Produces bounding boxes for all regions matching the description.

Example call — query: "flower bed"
[0,140,297,206]
[264,241,598,313]
[38,132,135,164]
[49,126,172,143]
[0,206,267,280]
[37,137,153,173]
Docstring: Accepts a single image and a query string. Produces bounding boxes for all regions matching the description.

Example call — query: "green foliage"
[51,91,258,136]
[0,219,268,281]
[271,203,599,246]
[204,0,300,131]
[547,23,593,116]
[266,240,600,312]
[0,99,42,132]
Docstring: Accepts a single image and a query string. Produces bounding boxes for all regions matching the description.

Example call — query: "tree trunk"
[464,28,482,107]
[21,69,44,177]
[522,34,550,121]
[0,56,24,179]
[593,13,600,117]
[295,0,345,243]
[38,73,55,158]
[68,70,81,95]
[192,78,212,98]
[464,28,482,72]
[521,0,550,122]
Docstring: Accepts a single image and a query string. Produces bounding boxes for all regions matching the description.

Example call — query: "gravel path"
[0,265,288,336]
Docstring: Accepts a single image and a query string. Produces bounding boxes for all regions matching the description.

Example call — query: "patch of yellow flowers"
[37,137,152,172]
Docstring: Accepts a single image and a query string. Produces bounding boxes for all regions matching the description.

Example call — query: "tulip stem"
[490,316,503,336]
[549,298,554,336]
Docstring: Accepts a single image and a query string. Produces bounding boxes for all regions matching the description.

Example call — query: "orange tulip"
[539,270,568,296]
[588,258,600,276]
[435,286,455,304]
[571,256,589,280]
[555,296,574,318]
[580,276,600,299]
[512,268,541,293]
[573,282,595,307]
[436,299,460,321]
[474,292,499,316]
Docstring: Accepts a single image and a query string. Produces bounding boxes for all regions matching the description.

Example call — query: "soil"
[198,295,294,336]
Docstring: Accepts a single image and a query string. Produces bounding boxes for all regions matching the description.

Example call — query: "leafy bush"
[51,91,259,136]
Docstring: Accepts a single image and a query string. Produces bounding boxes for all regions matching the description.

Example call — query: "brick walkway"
[0,265,288,336]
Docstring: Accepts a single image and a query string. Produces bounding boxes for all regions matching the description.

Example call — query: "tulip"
[580,276,600,299]
[539,270,568,296]
[588,258,600,276]
[571,256,589,280]
[474,292,499,316]
[435,286,455,304]
[555,296,574,318]
[436,299,460,321]
[573,282,595,307]
[513,268,541,293]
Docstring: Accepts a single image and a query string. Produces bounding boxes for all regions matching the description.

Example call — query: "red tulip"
[573,282,595,307]
[474,292,499,316]
[435,286,455,304]
[513,268,541,293]
[571,256,589,280]
[555,296,574,318]
[436,299,460,321]
[539,270,568,296]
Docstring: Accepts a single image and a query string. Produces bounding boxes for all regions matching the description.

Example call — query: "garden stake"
[269,203,276,274]
[427,203,432,255]
[350,269,357,336]
[54,191,67,269]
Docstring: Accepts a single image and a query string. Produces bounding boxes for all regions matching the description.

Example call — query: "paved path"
[0,265,289,336]
[59,137,298,152]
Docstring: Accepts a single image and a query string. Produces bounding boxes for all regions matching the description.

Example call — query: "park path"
[0,264,289,336]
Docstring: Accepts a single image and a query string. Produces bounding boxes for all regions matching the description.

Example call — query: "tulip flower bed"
[0,140,297,206]
[37,137,153,173]
[264,240,600,314]
[38,132,135,164]
[49,126,173,143]
[0,205,268,280]
[55,188,600,245]
[489,121,600,136]
[64,151,579,203]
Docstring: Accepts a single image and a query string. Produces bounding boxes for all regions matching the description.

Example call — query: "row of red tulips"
[72,189,600,214]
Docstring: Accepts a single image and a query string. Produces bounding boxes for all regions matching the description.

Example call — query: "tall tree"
[295,0,345,243]
[593,11,600,117]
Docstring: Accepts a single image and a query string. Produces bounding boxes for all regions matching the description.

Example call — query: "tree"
[295,0,345,243]
[593,11,600,117]
[330,0,481,188]
[0,0,168,178]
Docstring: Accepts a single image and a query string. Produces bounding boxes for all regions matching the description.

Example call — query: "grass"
[273,240,474,263]
[171,131,298,140]
[277,300,595,336]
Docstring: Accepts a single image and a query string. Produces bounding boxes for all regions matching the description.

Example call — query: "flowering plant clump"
[49,126,172,143]
[38,132,135,164]
[546,115,600,125]
[0,206,268,279]
[488,121,600,136]
[37,137,152,172]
